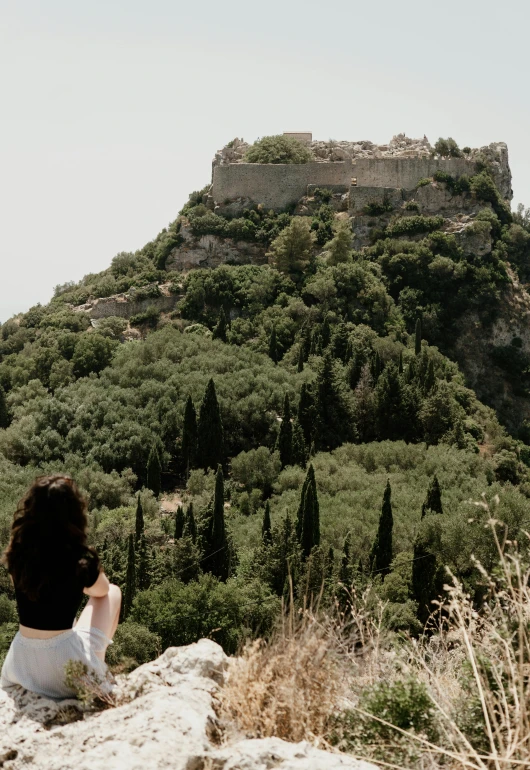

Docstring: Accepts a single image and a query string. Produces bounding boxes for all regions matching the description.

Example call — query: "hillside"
[2,132,530,767]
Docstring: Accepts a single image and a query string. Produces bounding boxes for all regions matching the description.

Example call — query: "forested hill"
[1,134,530,668]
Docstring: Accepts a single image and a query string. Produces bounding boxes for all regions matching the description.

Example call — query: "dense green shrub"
[129,307,161,329]
[312,188,333,203]
[129,284,161,301]
[363,200,394,216]
[470,172,511,224]
[384,216,444,238]
[105,621,161,671]
[245,135,313,165]
[433,170,471,195]
[130,574,280,654]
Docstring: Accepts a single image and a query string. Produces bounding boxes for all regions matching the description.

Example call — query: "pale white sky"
[1,0,529,321]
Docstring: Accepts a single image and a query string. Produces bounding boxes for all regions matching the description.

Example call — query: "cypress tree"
[276,513,300,598]
[204,465,229,581]
[296,464,320,559]
[297,344,304,372]
[300,326,311,362]
[123,533,136,618]
[424,359,436,394]
[417,349,429,385]
[348,350,365,390]
[309,328,322,356]
[331,324,349,363]
[174,505,185,539]
[344,337,354,364]
[269,325,280,363]
[297,383,315,448]
[197,378,224,471]
[370,480,393,578]
[0,388,9,429]
[315,352,355,451]
[146,446,162,497]
[184,502,197,543]
[353,363,375,443]
[292,419,307,469]
[374,362,407,441]
[321,316,332,348]
[415,318,422,356]
[370,351,383,382]
[277,394,293,469]
[262,501,272,544]
[136,532,150,591]
[182,395,198,476]
[212,307,228,342]
[412,514,444,625]
[407,357,417,383]
[421,476,443,518]
[134,493,144,544]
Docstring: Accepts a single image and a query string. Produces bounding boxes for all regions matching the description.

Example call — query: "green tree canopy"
[324,220,353,266]
[267,217,315,276]
[245,135,313,165]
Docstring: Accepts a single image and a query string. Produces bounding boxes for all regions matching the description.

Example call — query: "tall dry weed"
[220,595,346,744]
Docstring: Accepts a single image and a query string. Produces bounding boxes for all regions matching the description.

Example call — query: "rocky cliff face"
[165,223,267,273]
[0,639,376,770]
[455,268,530,428]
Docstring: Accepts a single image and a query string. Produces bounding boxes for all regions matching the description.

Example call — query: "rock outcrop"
[165,222,267,272]
[0,639,376,770]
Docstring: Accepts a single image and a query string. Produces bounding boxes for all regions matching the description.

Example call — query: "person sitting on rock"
[0,475,121,700]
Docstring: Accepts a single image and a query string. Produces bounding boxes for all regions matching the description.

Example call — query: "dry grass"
[221,594,345,745]
[220,512,530,769]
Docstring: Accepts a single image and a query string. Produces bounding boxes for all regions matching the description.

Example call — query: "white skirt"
[0,627,112,700]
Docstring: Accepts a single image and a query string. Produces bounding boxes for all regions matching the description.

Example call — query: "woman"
[0,475,122,700]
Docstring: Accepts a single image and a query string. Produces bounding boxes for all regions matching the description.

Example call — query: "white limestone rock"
[212,737,378,769]
[0,638,377,770]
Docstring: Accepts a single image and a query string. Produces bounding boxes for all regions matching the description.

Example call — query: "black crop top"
[14,548,101,631]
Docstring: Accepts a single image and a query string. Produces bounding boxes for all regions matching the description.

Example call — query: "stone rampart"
[212,161,353,211]
[75,293,179,320]
[352,157,475,190]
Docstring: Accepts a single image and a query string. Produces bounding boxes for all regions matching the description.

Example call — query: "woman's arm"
[83,570,110,598]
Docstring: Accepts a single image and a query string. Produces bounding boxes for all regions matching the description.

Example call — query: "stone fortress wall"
[212,161,353,212]
[352,157,475,189]
[210,133,511,212]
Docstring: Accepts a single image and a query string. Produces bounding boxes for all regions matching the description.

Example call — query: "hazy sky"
[1,0,529,321]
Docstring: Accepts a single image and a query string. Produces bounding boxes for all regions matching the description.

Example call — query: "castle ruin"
[210,134,512,215]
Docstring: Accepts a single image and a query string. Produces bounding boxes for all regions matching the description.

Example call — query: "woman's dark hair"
[2,475,99,601]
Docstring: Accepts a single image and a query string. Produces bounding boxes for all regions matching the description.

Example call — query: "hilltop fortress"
[209,132,512,216]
